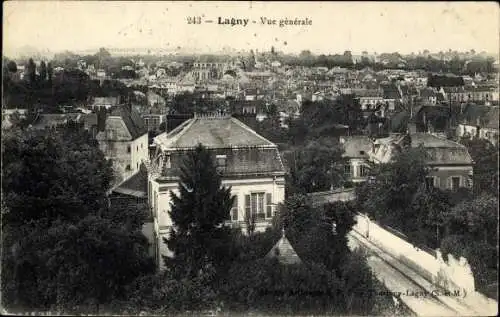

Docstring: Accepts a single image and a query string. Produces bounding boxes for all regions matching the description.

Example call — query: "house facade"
[148,113,286,269]
[340,136,373,183]
[369,133,474,191]
[96,106,149,185]
[456,104,499,146]
[90,96,121,111]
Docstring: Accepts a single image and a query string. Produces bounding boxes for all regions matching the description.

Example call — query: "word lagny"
[217,16,312,27]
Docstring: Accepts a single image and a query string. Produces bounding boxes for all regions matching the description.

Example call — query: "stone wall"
[353,214,476,294]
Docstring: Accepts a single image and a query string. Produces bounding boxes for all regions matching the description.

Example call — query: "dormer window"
[216,155,227,173]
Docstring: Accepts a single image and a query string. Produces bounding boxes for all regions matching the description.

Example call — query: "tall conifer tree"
[164,144,236,278]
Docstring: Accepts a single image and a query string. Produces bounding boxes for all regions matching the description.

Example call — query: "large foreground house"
[148,113,286,269]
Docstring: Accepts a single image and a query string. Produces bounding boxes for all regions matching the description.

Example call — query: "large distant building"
[148,113,286,269]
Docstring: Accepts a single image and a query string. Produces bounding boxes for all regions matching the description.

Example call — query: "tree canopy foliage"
[1,123,154,313]
[285,138,346,195]
[459,137,499,196]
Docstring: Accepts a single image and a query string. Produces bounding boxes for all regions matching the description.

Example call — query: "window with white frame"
[245,192,273,221]
[344,164,352,177]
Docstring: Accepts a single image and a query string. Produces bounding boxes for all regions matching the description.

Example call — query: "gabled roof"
[110,106,147,139]
[154,115,276,150]
[266,231,302,265]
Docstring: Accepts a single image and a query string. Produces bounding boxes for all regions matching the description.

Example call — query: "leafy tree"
[7,60,18,73]
[1,122,153,313]
[275,195,355,270]
[116,270,218,315]
[408,186,453,248]
[287,138,345,194]
[1,123,114,225]
[2,215,154,313]
[164,144,237,278]
[356,146,431,234]
[27,58,37,84]
[40,61,47,81]
[440,234,498,299]
[459,138,498,196]
[443,194,498,246]
[47,62,53,85]
[294,96,364,140]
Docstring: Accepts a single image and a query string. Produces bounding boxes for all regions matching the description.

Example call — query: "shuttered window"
[245,194,251,220]
[266,193,273,218]
[231,196,238,221]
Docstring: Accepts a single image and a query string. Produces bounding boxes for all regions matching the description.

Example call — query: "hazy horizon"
[4,1,499,58]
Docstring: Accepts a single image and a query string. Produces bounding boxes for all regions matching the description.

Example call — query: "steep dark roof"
[110,106,147,139]
[112,164,148,197]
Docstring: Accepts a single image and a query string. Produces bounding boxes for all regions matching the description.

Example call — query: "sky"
[3,1,499,57]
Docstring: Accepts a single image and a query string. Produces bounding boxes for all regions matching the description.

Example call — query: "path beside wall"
[352,214,497,315]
